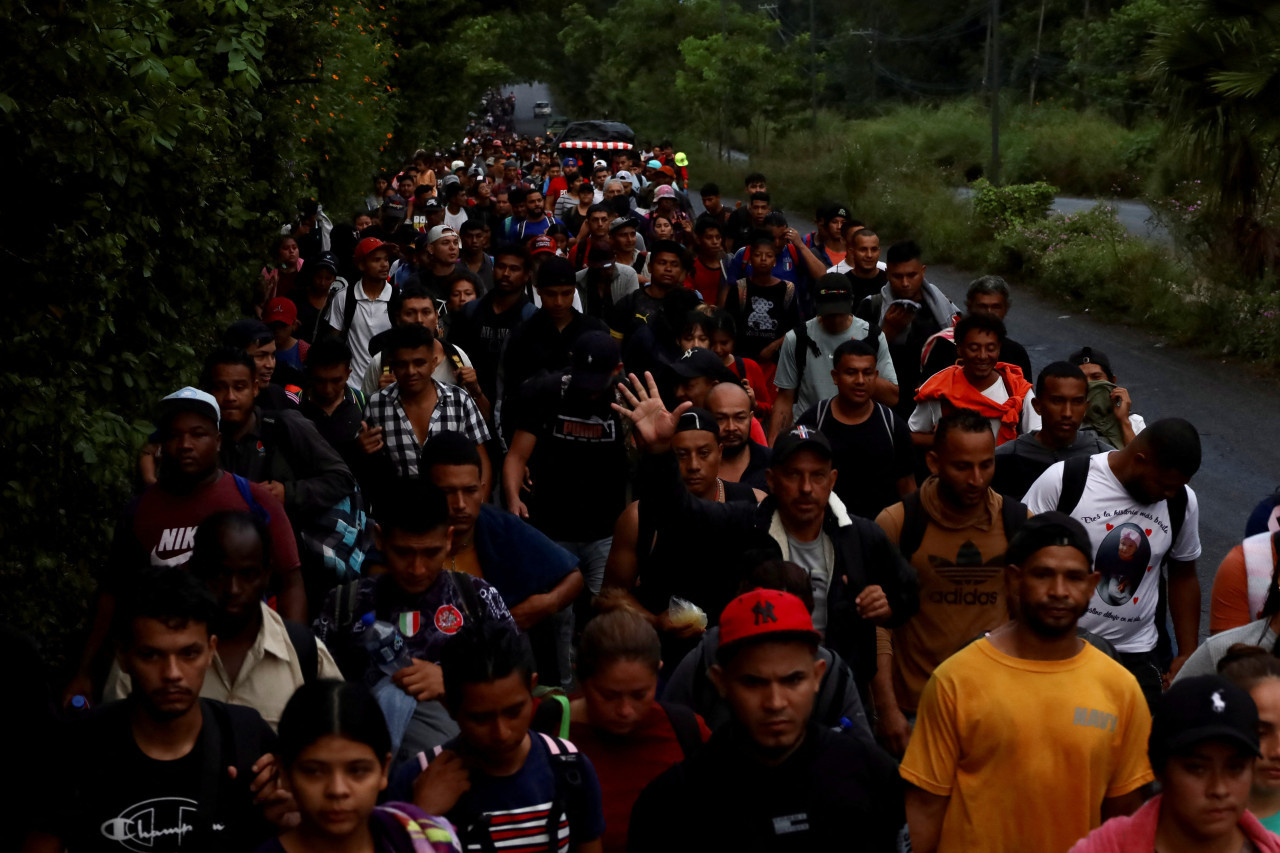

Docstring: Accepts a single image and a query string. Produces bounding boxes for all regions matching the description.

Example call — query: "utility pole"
[1029,0,1047,106]
[809,0,817,128]
[990,0,1001,185]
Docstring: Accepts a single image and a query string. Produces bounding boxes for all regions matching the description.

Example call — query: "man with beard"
[30,568,284,853]
[62,387,304,707]
[902,513,1152,853]
[707,381,771,492]
[103,512,344,729]
[871,409,1029,757]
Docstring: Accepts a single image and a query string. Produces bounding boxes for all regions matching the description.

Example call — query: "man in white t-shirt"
[770,273,898,444]
[441,182,469,232]
[325,237,395,388]
[1024,417,1203,707]
[909,313,1040,447]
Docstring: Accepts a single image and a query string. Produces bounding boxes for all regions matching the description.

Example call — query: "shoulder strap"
[340,282,360,342]
[658,701,704,759]
[1000,497,1029,547]
[793,321,816,378]
[537,733,585,845]
[736,278,747,308]
[897,491,928,563]
[1163,486,1190,567]
[332,578,363,629]
[232,474,271,525]
[876,402,894,450]
[283,620,319,683]
[733,354,746,380]
[815,397,831,430]
[1056,455,1093,515]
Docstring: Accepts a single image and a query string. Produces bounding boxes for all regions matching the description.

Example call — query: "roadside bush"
[971,179,1058,231]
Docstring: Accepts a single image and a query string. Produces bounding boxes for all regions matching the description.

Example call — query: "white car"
[533,100,552,117]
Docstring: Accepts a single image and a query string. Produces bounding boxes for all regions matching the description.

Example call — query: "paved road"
[509,85,1279,634]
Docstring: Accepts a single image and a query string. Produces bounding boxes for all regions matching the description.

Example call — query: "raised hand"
[611,371,690,452]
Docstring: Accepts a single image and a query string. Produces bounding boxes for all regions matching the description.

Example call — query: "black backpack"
[897,490,1028,563]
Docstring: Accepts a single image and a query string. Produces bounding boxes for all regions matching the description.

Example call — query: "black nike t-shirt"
[42,700,276,852]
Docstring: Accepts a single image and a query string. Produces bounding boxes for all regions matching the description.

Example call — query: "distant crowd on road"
[19,88,1280,853]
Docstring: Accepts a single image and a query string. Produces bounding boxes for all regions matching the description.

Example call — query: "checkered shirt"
[364,379,491,478]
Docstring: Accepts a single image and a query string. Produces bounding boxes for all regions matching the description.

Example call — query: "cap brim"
[815,298,853,316]
[570,371,616,394]
[156,400,219,430]
[718,627,823,655]
[1162,726,1262,759]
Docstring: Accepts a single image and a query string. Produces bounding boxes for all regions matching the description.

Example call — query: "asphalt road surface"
[509,84,1279,636]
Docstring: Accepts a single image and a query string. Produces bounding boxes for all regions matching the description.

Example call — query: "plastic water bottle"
[69,695,90,712]
[360,612,412,676]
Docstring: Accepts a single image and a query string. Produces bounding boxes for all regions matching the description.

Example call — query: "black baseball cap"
[223,319,273,348]
[1006,512,1095,570]
[569,331,621,393]
[675,407,719,439]
[771,426,833,467]
[381,197,406,218]
[536,256,576,290]
[814,273,854,317]
[671,347,736,382]
[1068,346,1115,381]
[1150,675,1261,769]
[817,202,851,221]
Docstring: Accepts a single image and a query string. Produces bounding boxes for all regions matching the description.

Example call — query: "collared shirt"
[364,379,491,478]
[104,602,343,730]
[327,280,394,386]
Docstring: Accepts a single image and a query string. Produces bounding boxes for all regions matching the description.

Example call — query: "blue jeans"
[554,537,612,596]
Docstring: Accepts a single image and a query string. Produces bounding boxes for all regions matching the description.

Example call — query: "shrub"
[971,179,1058,231]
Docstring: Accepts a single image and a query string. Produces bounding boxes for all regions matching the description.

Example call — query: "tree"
[1149,0,1280,273]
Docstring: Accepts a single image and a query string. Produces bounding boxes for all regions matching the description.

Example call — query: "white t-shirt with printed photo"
[1023,451,1201,653]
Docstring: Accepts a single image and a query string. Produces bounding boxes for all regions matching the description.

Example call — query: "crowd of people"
[18,99,1280,853]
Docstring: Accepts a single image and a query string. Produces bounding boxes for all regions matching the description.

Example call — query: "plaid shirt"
[364,379,491,478]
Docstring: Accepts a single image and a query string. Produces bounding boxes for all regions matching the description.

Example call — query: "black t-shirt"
[517,376,628,542]
[723,279,800,362]
[635,479,759,665]
[796,400,914,520]
[285,286,326,344]
[630,722,903,852]
[608,285,666,343]
[844,268,888,306]
[450,292,535,403]
[43,699,276,853]
[724,207,756,253]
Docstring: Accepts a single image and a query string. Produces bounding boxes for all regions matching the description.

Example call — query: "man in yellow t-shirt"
[901,512,1153,853]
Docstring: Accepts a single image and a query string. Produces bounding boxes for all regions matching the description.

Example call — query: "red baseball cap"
[529,234,557,256]
[718,589,819,652]
[263,297,297,327]
[354,236,391,261]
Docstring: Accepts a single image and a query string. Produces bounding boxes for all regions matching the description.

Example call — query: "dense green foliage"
[0,0,549,667]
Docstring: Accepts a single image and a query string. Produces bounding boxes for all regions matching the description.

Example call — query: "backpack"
[793,316,882,386]
[282,620,319,683]
[327,571,484,632]
[231,473,270,525]
[897,489,1028,563]
[422,732,589,853]
[324,279,400,344]
[811,399,896,455]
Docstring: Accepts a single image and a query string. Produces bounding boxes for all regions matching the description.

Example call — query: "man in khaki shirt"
[871,409,1028,756]
[106,512,343,728]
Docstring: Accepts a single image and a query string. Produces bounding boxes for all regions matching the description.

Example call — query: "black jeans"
[1117,650,1164,711]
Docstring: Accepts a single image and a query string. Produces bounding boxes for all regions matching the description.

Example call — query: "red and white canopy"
[558,141,633,150]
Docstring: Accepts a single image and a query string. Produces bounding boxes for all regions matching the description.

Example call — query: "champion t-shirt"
[1024,452,1202,653]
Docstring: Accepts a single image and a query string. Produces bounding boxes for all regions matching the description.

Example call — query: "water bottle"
[360,612,412,676]
[69,695,90,712]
